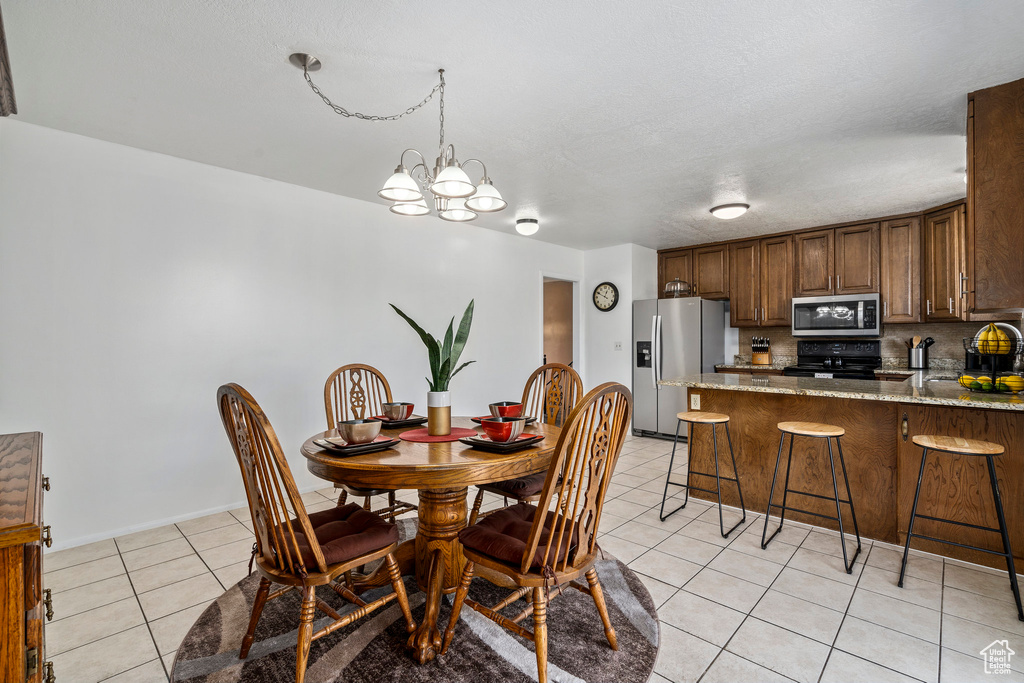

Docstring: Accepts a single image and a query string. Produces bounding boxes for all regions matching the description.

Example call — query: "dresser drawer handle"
[42,525,52,548]
[44,588,54,621]
[43,476,50,491]
[44,661,55,683]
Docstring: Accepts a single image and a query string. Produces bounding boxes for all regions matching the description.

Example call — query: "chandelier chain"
[302,68,442,122]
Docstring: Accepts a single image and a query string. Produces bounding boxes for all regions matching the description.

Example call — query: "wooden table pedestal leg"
[408,487,467,663]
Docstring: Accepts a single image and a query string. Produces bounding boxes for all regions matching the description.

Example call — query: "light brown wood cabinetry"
[0,432,47,683]
[658,248,692,299]
[729,240,759,326]
[923,205,966,322]
[760,235,794,326]
[880,217,922,323]
[794,229,835,297]
[794,224,879,297]
[966,78,1024,320]
[693,245,729,299]
[835,223,879,294]
[729,236,794,327]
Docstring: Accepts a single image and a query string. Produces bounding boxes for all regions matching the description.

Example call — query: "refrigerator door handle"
[650,315,658,389]
[655,315,663,387]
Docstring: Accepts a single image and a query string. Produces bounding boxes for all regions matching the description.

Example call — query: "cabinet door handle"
[926,299,932,315]
[960,272,969,298]
[949,297,954,314]
[837,275,841,290]
[828,275,832,291]
[43,588,53,621]
[42,525,52,548]
[762,307,766,321]
[42,476,50,492]
[884,301,888,317]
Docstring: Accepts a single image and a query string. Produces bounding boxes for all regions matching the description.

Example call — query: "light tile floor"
[43,436,1024,683]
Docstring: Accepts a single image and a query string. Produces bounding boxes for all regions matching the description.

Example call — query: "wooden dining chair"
[324,364,416,520]
[218,383,416,683]
[441,382,633,683]
[467,363,583,525]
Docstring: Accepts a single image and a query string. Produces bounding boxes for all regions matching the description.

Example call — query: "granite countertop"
[660,372,1024,412]
[718,357,963,378]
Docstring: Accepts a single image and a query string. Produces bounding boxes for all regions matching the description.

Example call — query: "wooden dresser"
[0,432,51,683]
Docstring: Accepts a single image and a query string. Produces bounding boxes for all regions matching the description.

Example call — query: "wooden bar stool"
[762,421,861,573]
[900,435,1023,621]
[660,411,746,538]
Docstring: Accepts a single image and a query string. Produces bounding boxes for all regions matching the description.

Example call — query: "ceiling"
[5,1,1024,250]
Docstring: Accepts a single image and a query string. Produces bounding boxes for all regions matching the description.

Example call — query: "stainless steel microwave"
[791,293,881,337]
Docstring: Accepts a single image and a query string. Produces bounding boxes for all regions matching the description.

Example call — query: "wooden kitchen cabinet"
[760,235,794,326]
[729,240,759,326]
[835,223,879,294]
[923,204,966,322]
[879,217,922,323]
[794,229,835,297]
[658,248,692,299]
[694,245,729,300]
[966,78,1024,319]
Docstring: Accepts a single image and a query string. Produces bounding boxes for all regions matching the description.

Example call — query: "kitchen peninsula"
[659,373,1024,570]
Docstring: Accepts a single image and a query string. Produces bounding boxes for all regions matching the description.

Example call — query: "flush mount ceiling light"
[290,53,506,222]
[710,203,750,220]
[516,218,539,236]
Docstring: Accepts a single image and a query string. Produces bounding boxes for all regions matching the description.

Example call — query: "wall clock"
[593,282,619,311]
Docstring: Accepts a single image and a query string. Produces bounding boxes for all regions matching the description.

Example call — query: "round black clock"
[593,282,619,311]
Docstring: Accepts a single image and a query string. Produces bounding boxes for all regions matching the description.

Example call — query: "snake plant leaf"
[442,317,455,368]
[450,300,475,370]
[437,358,452,391]
[450,360,476,381]
[426,333,441,387]
[390,304,434,352]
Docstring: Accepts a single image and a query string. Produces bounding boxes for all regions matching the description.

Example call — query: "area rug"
[171,521,659,683]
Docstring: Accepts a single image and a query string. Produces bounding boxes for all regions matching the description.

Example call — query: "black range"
[782,340,882,381]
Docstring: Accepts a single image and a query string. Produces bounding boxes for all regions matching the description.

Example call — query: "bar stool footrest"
[907,532,1013,556]
[688,469,742,484]
[911,513,1002,534]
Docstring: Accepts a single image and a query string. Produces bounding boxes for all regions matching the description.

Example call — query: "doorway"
[543,278,574,369]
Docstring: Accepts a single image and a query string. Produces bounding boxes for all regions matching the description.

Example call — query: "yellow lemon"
[1005,376,1024,393]
[959,375,975,388]
[977,376,992,383]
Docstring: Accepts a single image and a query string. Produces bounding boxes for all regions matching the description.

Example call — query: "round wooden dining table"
[300,417,562,664]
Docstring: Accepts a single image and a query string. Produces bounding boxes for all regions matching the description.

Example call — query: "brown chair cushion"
[285,503,398,568]
[484,472,548,498]
[459,503,578,570]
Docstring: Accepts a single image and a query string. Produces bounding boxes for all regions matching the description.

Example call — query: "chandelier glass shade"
[292,55,506,223]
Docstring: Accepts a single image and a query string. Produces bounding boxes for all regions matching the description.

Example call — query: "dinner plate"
[470,415,538,425]
[313,435,399,456]
[371,415,429,429]
[458,433,545,453]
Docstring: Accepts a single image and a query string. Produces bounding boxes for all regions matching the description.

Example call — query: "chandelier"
[290,54,507,222]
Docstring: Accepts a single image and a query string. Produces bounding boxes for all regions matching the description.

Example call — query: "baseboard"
[46,483,331,552]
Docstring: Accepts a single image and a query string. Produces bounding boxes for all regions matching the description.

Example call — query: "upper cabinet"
[967,78,1024,319]
[658,248,692,299]
[729,240,759,326]
[923,204,966,322]
[835,223,879,294]
[760,235,794,326]
[880,217,922,323]
[728,236,793,328]
[694,245,729,300]
[794,224,879,297]
[794,229,835,297]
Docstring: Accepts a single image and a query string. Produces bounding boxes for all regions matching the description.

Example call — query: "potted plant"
[390,300,475,436]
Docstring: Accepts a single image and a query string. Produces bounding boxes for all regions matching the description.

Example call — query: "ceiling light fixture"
[516,218,539,236]
[710,203,750,220]
[290,53,506,222]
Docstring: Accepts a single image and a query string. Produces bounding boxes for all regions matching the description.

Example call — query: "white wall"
[0,120,584,549]
[582,244,656,391]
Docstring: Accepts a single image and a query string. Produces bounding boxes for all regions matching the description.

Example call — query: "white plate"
[975,322,1022,342]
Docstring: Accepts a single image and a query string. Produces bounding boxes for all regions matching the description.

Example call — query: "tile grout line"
[114,537,172,683]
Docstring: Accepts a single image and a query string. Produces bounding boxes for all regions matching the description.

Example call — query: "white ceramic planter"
[427,391,451,436]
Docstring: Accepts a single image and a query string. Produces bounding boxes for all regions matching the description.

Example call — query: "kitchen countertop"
[660,372,1024,411]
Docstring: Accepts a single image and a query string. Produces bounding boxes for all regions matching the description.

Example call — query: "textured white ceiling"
[5,1,1024,249]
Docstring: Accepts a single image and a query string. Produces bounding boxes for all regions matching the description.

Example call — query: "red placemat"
[399,427,478,443]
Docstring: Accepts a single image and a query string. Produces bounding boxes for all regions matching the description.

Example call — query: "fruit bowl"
[964,323,1022,356]
[957,372,1024,393]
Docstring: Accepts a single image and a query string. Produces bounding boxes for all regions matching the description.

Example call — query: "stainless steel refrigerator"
[632,297,726,437]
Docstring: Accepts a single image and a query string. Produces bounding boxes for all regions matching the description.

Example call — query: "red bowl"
[489,401,524,418]
[382,402,414,420]
[480,417,526,442]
